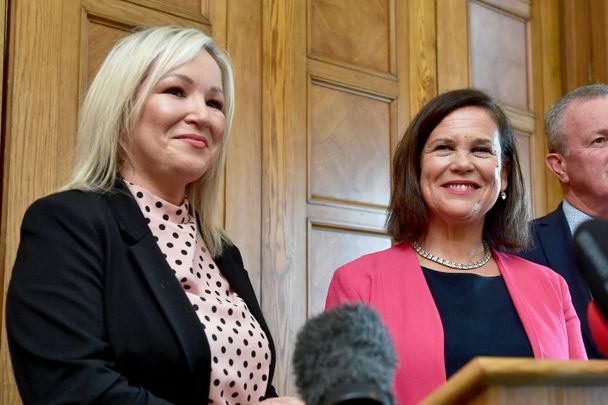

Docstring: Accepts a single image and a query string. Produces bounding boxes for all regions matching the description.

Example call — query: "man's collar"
[562,200,594,235]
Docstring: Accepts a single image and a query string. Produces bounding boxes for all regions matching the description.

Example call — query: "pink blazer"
[325,244,587,405]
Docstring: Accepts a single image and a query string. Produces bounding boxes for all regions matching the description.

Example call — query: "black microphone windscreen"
[573,218,608,320]
[293,303,397,405]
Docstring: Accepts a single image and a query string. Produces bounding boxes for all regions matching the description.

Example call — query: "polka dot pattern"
[126,181,270,403]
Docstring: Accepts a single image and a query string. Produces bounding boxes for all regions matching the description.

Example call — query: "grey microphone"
[293,303,397,405]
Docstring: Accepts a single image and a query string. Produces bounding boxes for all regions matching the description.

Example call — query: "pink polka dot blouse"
[125,181,271,404]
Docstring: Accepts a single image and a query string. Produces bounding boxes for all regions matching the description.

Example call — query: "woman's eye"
[206,100,224,111]
[473,147,492,155]
[165,87,185,97]
[433,144,450,151]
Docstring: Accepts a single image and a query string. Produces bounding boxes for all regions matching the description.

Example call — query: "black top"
[422,267,533,378]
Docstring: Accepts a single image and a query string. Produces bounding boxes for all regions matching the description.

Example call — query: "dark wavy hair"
[386,89,530,251]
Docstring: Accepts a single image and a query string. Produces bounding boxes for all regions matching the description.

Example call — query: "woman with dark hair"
[326,89,586,405]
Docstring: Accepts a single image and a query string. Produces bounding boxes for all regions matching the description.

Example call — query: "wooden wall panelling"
[308,223,391,316]
[125,0,212,21]
[261,0,307,394]
[395,0,409,138]
[470,1,529,111]
[561,0,608,86]
[222,0,264,297]
[1,1,74,400]
[408,0,437,116]
[480,0,531,18]
[560,0,591,92]
[531,0,563,214]
[309,0,393,76]
[437,0,470,92]
[590,0,608,83]
[309,81,391,207]
[306,75,395,323]
[303,0,404,396]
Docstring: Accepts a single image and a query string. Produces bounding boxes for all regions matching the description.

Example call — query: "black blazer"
[7,184,277,404]
[517,204,600,358]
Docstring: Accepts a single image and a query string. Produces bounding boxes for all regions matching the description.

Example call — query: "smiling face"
[547,97,608,217]
[420,106,508,227]
[121,51,225,203]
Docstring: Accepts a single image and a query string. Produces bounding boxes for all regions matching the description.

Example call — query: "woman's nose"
[185,97,210,127]
[449,151,474,171]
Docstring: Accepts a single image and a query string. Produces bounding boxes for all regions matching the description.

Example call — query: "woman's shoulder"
[23,189,116,225]
[29,188,101,207]
[336,244,413,275]
[495,250,565,283]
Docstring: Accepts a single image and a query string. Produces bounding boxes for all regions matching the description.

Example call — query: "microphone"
[292,303,397,405]
[588,301,608,357]
[572,218,608,356]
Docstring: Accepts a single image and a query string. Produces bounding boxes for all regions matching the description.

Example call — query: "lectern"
[421,357,608,405]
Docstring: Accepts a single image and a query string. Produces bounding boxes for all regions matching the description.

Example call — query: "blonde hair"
[63,26,235,256]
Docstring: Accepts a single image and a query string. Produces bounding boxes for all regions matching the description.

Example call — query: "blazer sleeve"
[6,194,173,404]
[325,265,367,310]
[558,274,588,359]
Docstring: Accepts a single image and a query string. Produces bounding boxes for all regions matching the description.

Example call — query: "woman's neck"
[120,168,186,206]
[417,220,486,264]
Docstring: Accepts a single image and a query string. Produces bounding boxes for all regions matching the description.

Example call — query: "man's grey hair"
[545,83,608,154]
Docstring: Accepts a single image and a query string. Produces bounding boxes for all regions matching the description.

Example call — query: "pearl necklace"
[411,240,491,270]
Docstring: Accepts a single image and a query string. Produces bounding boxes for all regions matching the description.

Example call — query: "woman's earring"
[501,191,507,200]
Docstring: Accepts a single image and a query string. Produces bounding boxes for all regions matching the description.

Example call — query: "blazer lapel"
[103,184,208,379]
[535,208,592,339]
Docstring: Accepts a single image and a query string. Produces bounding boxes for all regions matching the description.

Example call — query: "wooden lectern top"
[421,357,608,405]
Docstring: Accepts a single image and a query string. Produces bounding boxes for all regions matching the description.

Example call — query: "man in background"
[519,84,608,359]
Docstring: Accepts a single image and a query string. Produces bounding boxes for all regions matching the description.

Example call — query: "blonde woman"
[7,27,299,405]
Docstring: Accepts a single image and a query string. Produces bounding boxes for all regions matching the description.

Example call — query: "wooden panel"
[308,225,391,316]
[408,0,436,117]
[309,0,391,74]
[308,59,399,99]
[309,82,391,207]
[437,0,470,92]
[261,0,307,394]
[531,0,563,215]
[125,0,210,20]
[223,2,263,296]
[560,0,591,92]
[1,2,77,401]
[477,0,531,19]
[470,1,529,110]
[590,0,608,83]
[87,23,131,86]
[163,0,205,14]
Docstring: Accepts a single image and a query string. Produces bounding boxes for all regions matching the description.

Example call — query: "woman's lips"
[442,181,480,194]
[175,135,208,149]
